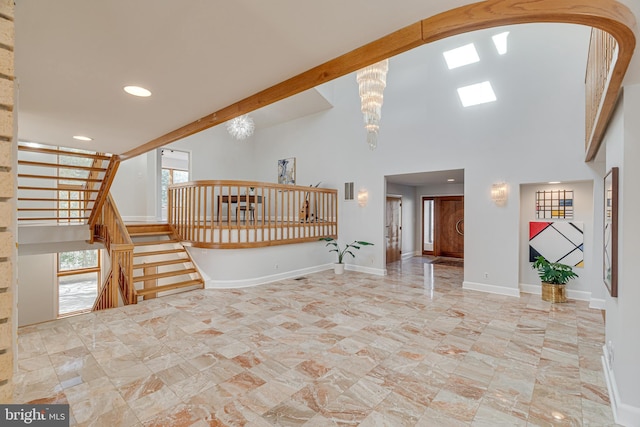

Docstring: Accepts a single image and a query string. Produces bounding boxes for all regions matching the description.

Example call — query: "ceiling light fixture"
[447,179,456,182]
[443,43,480,69]
[457,81,497,107]
[123,85,152,97]
[356,59,389,150]
[492,32,510,55]
[226,114,255,140]
[73,135,93,141]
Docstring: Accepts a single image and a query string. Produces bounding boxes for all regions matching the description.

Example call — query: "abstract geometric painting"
[529,221,584,267]
[536,190,574,219]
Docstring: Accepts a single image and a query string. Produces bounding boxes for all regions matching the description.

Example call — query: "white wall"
[518,181,602,305]
[17,253,56,326]
[112,126,256,221]
[603,84,640,425]
[111,151,158,222]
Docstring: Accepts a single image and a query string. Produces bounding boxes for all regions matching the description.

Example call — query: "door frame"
[386,195,402,264]
[422,196,435,256]
[422,195,464,258]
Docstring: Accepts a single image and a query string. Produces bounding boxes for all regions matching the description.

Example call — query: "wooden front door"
[435,196,464,258]
[386,196,402,263]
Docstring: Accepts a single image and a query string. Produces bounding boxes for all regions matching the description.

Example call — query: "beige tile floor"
[15,257,617,426]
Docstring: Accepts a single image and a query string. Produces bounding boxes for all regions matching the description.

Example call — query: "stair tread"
[133,248,186,257]
[129,231,173,237]
[136,279,204,296]
[133,258,190,269]
[133,268,197,282]
[132,239,180,246]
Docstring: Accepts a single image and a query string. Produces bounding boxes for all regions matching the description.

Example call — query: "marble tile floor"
[14,257,618,426]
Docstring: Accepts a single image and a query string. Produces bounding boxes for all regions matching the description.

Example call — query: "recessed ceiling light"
[124,85,152,97]
[457,81,497,107]
[548,181,561,184]
[447,179,456,182]
[443,43,480,70]
[73,135,93,141]
[492,31,510,55]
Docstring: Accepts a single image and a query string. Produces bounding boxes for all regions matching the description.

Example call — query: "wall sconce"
[357,189,368,207]
[491,182,508,206]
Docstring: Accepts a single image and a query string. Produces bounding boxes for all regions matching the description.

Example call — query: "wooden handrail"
[88,155,121,229]
[91,193,135,310]
[168,180,337,248]
[17,160,107,172]
[18,145,111,160]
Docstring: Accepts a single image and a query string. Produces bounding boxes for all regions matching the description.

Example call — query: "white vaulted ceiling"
[13,1,640,155]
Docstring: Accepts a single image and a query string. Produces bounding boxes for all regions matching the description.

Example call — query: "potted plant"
[531,255,578,303]
[319,237,374,274]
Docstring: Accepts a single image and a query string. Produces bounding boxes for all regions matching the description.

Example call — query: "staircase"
[127,224,204,300]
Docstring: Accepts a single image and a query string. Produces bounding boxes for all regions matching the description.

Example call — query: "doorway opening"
[422,196,464,259]
[386,196,402,263]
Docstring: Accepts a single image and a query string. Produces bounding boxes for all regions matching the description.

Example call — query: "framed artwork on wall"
[604,167,619,297]
[278,157,296,185]
[535,189,574,219]
[529,221,584,267]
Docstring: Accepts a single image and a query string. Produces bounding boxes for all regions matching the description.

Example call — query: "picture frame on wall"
[604,167,619,297]
[278,157,296,185]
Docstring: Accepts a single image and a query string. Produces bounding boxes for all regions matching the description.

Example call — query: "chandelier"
[356,59,389,150]
[226,114,255,140]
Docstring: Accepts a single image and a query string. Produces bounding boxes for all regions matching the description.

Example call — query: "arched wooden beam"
[121,0,636,161]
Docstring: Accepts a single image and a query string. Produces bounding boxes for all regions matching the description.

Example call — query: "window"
[57,250,100,316]
[58,149,95,223]
[161,168,189,208]
[160,149,190,219]
[423,198,434,253]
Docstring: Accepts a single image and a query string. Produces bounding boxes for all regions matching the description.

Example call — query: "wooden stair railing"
[92,193,135,310]
[88,155,120,234]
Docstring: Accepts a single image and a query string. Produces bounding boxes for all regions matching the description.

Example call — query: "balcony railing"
[585,27,618,152]
[168,180,338,248]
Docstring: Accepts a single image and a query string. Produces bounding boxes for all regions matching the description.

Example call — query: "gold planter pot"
[541,282,567,303]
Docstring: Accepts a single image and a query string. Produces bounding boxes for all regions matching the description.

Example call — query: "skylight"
[443,43,480,69]
[492,31,510,55]
[457,81,496,107]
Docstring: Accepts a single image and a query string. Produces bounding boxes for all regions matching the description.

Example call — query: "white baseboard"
[589,298,606,310]
[401,252,414,261]
[463,281,520,297]
[205,263,385,289]
[346,264,386,276]
[520,283,540,295]
[602,345,640,426]
[206,264,331,289]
